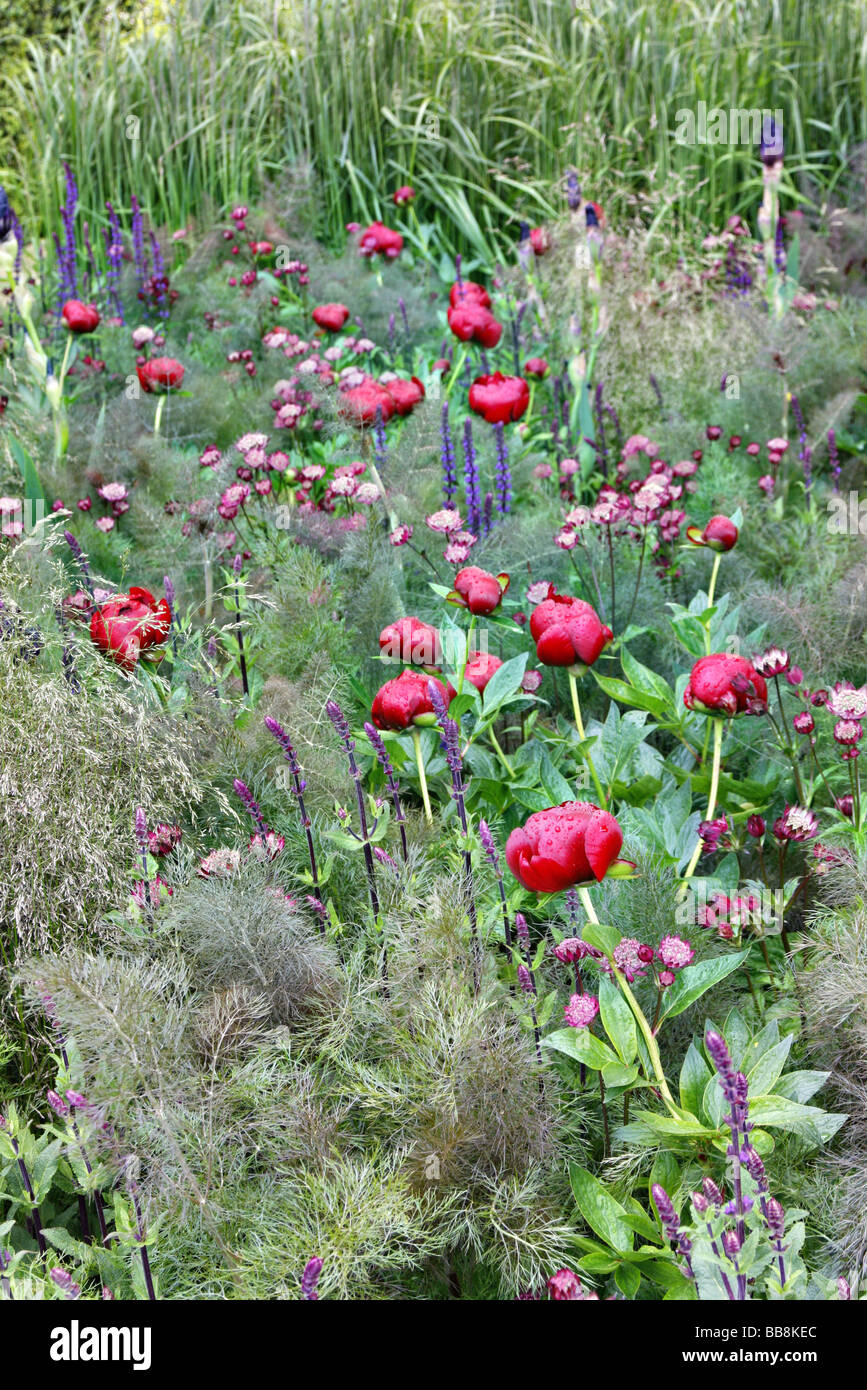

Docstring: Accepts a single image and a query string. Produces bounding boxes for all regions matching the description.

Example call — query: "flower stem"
[577,885,678,1113]
[488,726,514,776]
[455,614,477,696]
[705,552,722,651]
[680,717,724,892]
[598,1071,611,1156]
[411,727,433,823]
[153,394,166,438]
[568,671,608,808]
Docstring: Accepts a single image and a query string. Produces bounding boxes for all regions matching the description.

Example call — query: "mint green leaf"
[745,1035,794,1095]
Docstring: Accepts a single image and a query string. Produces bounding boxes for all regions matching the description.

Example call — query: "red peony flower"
[358,222,404,259]
[339,378,396,425]
[447,302,503,348]
[683,653,768,716]
[136,356,185,394]
[392,186,415,205]
[312,303,350,332]
[371,669,449,730]
[529,587,613,668]
[449,280,491,309]
[524,357,549,378]
[449,566,510,615]
[506,801,624,892]
[446,650,502,700]
[249,240,274,256]
[468,372,530,424]
[529,226,550,255]
[384,375,425,416]
[685,514,739,552]
[90,586,171,670]
[379,615,441,667]
[62,300,100,334]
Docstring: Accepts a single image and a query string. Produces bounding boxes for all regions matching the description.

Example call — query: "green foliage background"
[2,0,866,261]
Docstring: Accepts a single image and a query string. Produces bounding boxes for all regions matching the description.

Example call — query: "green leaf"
[772,1070,830,1105]
[721,1009,751,1068]
[569,1164,633,1253]
[511,785,552,812]
[629,1109,717,1138]
[578,1251,620,1274]
[702,1072,727,1128]
[8,435,48,507]
[679,1042,712,1119]
[582,920,621,956]
[623,1197,665,1246]
[602,1062,639,1088]
[649,1151,681,1212]
[745,1035,794,1095]
[740,1019,780,1071]
[447,689,480,721]
[620,647,674,709]
[615,1261,642,1299]
[645,1259,690,1290]
[659,951,751,1021]
[543,1027,620,1071]
[538,749,575,804]
[599,975,637,1065]
[593,673,671,720]
[748,1096,847,1144]
[482,652,528,714]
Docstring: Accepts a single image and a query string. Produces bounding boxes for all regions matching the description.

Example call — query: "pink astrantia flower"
[826,682,867,721]
[753,646,790,677]
[773,805,819,842]
[98,482,129,503]
[553,937,587,964]
[834,719,863,746]
[564,993,600,1028]
[598,937,650,983]
[657,935,695,970]
[249,831,285,860]
[197,848,242,878]
[425,508,462,534]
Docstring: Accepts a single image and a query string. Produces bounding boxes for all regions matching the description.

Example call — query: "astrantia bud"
[753,646,790,677]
